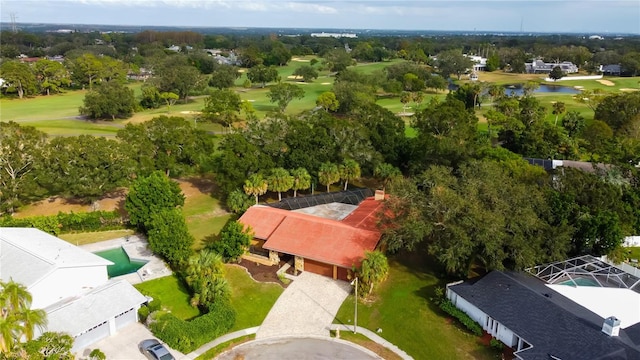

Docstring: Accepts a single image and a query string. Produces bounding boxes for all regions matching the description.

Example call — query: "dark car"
[138,339,175,360]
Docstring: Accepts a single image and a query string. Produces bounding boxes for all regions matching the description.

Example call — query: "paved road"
[256,272,351,338]
[216,337,382,360]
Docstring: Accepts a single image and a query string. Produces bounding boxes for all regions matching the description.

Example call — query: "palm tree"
[243,174,268,204]
[552,101,566,126]
[185,251,228,308]
[267,168,294,201]
[290,168,311,197]
[359,251,390,296]
[318,162,340,193]
[374,163,401,191]
[339,159,361,191]
[0,280,46,352]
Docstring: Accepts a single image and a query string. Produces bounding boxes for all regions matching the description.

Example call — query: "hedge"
[149,301,236,353]
[0,211,127,235]
[439,299,483,336]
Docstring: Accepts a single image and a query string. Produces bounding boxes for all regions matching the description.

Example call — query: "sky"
[1,0,639,34]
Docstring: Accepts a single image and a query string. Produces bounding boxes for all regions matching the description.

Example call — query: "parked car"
[138,339,175,360]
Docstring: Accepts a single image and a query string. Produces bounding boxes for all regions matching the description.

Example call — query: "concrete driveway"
[76,323,188,360]
[256,272,351,339]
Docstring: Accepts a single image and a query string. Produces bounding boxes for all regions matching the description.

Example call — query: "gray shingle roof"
[449,271,640,360]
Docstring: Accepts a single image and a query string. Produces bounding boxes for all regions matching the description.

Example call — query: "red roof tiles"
[238,198,383,268]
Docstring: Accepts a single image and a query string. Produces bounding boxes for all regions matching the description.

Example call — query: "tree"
[620,51,640,76]
[574,89,607,114]
[125,171,185,232]
[69,53,103,90]
[246,64,279,88]
[267,168,294,201]
[374,163,401,191]
[139,85,162,109]
[549,66,565,81]
[226,189,253,214]
[0,122,47,214]
[318,162,340,192]
[0,61,37,99]
[339,159,361,191]
[147,208,194,267]
[243,173,268,204]
[33,59,70,95]
[40,135,134,202]
[21,331,74,360]
[424,75,448,93]
[292,65,319,82]
[0,280,47,353]
[400,91,412,113]
[316,91,339,112]
[359,251,389,296]
[79,81,136,120]
[152,56,206,102]
[436,49,474,80]
[561,111,586,138]
[160,92,179,112]
[552,101,566,125]
[594,92,640,137]
[209,221,253,262]
[208,65,240,89]
[323,49,354,72]
[184,250,229,308]
[117,116,215,177]
[485,53,501,71]
[202,89,242,128]
[290,168,311,197]
[267,83,305,112]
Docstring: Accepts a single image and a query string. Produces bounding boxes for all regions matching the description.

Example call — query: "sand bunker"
[180,111,202,115]
[292,58,310,62]
[287,75,302,79]
[597,79,615,86]
[620,88,639,92]
[321,82,331,85]
[574,86,584,89]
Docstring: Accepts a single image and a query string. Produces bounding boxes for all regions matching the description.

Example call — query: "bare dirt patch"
[597,79,615,86]
[236,259,290,288]
[15,178,214,218]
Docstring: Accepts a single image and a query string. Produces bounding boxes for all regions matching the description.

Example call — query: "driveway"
[256,272,351,339]
[75,323,188,360]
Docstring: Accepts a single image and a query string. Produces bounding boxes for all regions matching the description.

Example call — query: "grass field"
[134,275,201,320]
[226,265,284,331]
[335,254,498,360]
[58,229,136,245]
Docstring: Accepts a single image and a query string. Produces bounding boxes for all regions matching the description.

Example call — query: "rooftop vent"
[601,316,621,337]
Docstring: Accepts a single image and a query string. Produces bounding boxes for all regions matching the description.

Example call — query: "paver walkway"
[256,272,351,339]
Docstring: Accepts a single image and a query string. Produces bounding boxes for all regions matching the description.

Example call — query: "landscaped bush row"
[149,301,236,353]
[438,299,483,336]
[0,211,127,235]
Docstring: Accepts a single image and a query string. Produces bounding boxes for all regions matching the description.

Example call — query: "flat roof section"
[292,202,357,221]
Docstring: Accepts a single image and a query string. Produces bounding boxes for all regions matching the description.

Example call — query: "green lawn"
[226,265,284,331]
[58,229,135,245]
[135,275,201,320]
[335,254,497,360]
[627,247,640,261]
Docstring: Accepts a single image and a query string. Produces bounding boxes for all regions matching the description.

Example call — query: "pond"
[503,83,581,96]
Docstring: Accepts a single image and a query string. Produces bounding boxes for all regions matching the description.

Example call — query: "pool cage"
[527,255,640,293]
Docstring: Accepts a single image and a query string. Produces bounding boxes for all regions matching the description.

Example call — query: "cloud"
[282,2,337,14]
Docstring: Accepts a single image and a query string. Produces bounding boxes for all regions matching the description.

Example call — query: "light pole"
[350,277,358,334]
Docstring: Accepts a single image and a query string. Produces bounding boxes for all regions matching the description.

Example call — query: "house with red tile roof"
[238,195,384,281]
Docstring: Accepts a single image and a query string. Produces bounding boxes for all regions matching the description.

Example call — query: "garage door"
[304,259,333,278]
[73,320,110,351]
[115,308,137,330]
[336,267,350,281]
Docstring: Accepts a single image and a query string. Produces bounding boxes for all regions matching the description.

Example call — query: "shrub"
[138,306,150,323]
[150,301,236,353]
[439,299,483,336]
[490,338,504,351]
[0,210,126,235]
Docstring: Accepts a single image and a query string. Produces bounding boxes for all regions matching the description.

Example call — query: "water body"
[94,247,147,278]
[503,83,581,96]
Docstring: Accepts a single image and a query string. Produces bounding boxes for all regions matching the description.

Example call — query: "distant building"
[465,55,487,71]
[525,60,578,74]
[589,35,604,40]
[310,32,357,38]
[600,64,622,76]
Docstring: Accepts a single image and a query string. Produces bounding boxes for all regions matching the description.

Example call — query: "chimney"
[375,189,385,201]
[601,316,621,337]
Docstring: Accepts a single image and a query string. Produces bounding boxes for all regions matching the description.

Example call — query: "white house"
[0,228,147,351]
